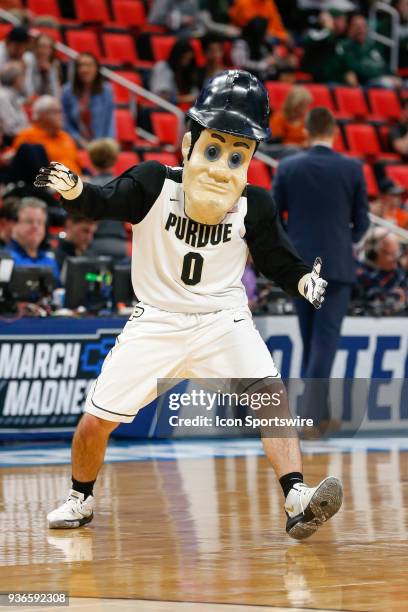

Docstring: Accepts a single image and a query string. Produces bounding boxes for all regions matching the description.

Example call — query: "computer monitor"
[62,256,113,310]
[8,265,55,303]
[112,264,134,308]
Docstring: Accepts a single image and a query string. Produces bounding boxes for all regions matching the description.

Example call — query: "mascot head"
[182,70,271,225]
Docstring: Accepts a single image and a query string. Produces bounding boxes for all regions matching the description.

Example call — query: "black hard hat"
[187,70,271,142]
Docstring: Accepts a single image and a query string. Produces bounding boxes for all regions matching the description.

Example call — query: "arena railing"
[0,9,186,147]
[369,2,399,73]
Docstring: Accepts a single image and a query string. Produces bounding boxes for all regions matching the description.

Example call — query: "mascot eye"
[228,152,243,169]
[204,145,221,161]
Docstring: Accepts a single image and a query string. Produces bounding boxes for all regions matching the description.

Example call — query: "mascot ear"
[182,131,192,163]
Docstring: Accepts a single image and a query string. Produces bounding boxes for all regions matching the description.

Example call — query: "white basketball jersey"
[132,171,248,313]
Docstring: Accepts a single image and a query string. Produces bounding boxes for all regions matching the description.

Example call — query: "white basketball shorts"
[85,302,279,423]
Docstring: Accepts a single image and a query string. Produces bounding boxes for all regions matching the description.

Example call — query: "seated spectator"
[87,138,128,261]
[87,138,119,186]
[6,197,59,281]
[148,0,202,36]
[0,26,33,71]
[270,86,312,148]
[25,34,61,99]
[229,0,288,43]
[370,178,408,229]
[0,61,29,141]
[0,198,17,247]
[198,35,227,86]
[336,14,399,86]
[198,0,241,37]
[301,9,349,83]
[12,95,81,178]
[355,227,406,315]
[390,98,408,160]
[55,214,97,268]
[150,39,199,105]
[231,17,296,81]
[62,53,115,148]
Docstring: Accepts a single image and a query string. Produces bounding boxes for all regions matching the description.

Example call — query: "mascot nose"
[208,164,230,182]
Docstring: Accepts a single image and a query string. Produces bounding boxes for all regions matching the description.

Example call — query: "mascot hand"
[34,161,83,200]
[301,257,327,309]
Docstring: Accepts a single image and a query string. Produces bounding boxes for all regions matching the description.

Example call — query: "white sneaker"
[284,477,343,540]
[47,490,94,529]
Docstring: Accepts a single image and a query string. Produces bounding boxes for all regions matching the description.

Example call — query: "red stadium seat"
[333,129,346,152]
[334,87,369,119]
[368,89,401,121]
[190,38,206,67]
[77,149,94,174]
[362,164,378,197]
[144,151,180,166]
[151,112,179,146]
[75,0,110,23]
[345,124,380,156]
[111,71,142,104]
[385,165,408,189]
[28,0,60,18]
[265,81,291,110]
[113,151,140,175]
[103,33,138,65]
[248,159,272,190]
[66,30,102,60]
[0,24,12,40]
[305,84,335,111]
[112,0,146,28]
[115,109,137,144]
[151,35,177,61]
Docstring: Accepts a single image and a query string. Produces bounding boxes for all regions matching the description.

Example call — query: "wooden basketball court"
[0,438,406,612]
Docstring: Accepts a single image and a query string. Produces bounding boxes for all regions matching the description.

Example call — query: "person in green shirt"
[301,9,349,83]
[336,14,400,86]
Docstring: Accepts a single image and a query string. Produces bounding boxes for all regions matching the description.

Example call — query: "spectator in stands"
[270,86,312,149]
[198,36,227,86]
[62,53,115,147]
[301,9,349,83]
[150,39,199,105]
[336,14,399,86]
[390,98,408,160]
[273,107,369,429]
[0,26,33,71]
[149,0,202,36]
[55,214,97,268]
[6,197,59,281]
[25,34,61,99]
[12,95,81,178]
[86,138,128,262]
[229,0,288,43]
[198,0,241,37]
[0,198,17,248]
[370,178,408,229]
[0,61,29,141]
[355,227,406,314]
[231,17,296,81]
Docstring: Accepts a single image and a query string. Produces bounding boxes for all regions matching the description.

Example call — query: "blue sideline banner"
[0,316,407,439]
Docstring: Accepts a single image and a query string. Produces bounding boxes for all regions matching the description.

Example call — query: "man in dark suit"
[272,107,369,428]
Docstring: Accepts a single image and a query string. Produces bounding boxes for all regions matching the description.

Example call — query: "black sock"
[72,477,95,499]
[279,472,303,498]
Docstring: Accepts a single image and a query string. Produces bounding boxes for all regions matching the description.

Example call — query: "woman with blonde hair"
[270,86,312,148]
